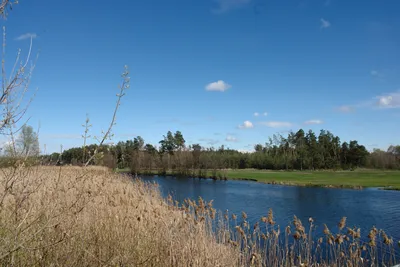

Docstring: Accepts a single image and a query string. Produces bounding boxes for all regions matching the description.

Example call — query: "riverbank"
[227,169,400,190]
[116,168,400,190]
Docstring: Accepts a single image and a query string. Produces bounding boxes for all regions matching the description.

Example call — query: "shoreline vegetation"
[45,130,400,174]
[116,168,400,191]
[39,129,400,192]
[1,166,398,266]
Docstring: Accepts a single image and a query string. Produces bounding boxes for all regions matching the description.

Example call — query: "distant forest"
[42,129,400,174]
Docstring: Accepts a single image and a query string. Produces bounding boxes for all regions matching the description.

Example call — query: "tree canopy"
[40,128,399,172]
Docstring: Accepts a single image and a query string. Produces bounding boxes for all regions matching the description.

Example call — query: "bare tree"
[0,0,17,18]
[1,27,37,155]
[0,0,38,161]
[84,66,130,166]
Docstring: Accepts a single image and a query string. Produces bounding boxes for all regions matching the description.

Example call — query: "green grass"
[225,169,400,189]
[115,167,130,173]
[115,168,400,190]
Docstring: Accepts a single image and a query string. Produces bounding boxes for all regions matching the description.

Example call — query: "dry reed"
[0,166,398,266]
[0,166,238,266]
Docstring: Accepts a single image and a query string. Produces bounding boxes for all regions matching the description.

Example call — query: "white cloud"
[15,33,37,41]
[254,112,259,117]
[376,92,400,109]
[337,90,400,112]
[304,119,323,125]
[320,18,331,29]
[212,0,251,13]
[238,120,254,129]
[260,121,292,128]
[205,80,231,92]
[263,112,268,116]
[225,135,238,142]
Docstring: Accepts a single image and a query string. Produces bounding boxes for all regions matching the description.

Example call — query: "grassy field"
[119,168,400,189]
[224,169,400,189]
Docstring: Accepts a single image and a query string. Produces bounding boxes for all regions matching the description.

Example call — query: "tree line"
[38,129,400,175]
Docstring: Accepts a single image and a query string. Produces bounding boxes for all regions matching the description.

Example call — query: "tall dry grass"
[0,165,398,266]
[180,197,399,267]
[0,166,238,266]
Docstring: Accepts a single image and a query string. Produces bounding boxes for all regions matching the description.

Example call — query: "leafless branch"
[84,66,130,167]
[81,114,91,164]
[0,26,38,158]
[0,0,16,18]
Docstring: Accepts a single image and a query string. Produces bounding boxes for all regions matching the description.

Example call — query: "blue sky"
[2,0,400,153]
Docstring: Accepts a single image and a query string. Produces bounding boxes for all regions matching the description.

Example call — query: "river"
[140,175,400,251]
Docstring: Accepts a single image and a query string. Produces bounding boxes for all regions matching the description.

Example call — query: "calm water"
[140,176,400,248]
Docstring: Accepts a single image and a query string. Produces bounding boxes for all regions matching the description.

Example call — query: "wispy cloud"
[15,33,37,41]
[320,18,331,29]
[238,120,254,129]
[205,80,231,92]
[225,135,238,142]
[370,70,379,76]
[376,91,400,109]
[198,138,219,145]
[370,70,385,79]
[212,0,251,14]
[337,90,400,112]
[336,105,355,113]
[259,121,293,128]
[304,119,323,125]
[254,112,268,117]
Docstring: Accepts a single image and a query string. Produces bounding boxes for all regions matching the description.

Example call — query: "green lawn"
[116,168,400,190]
[224,169,400,189]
